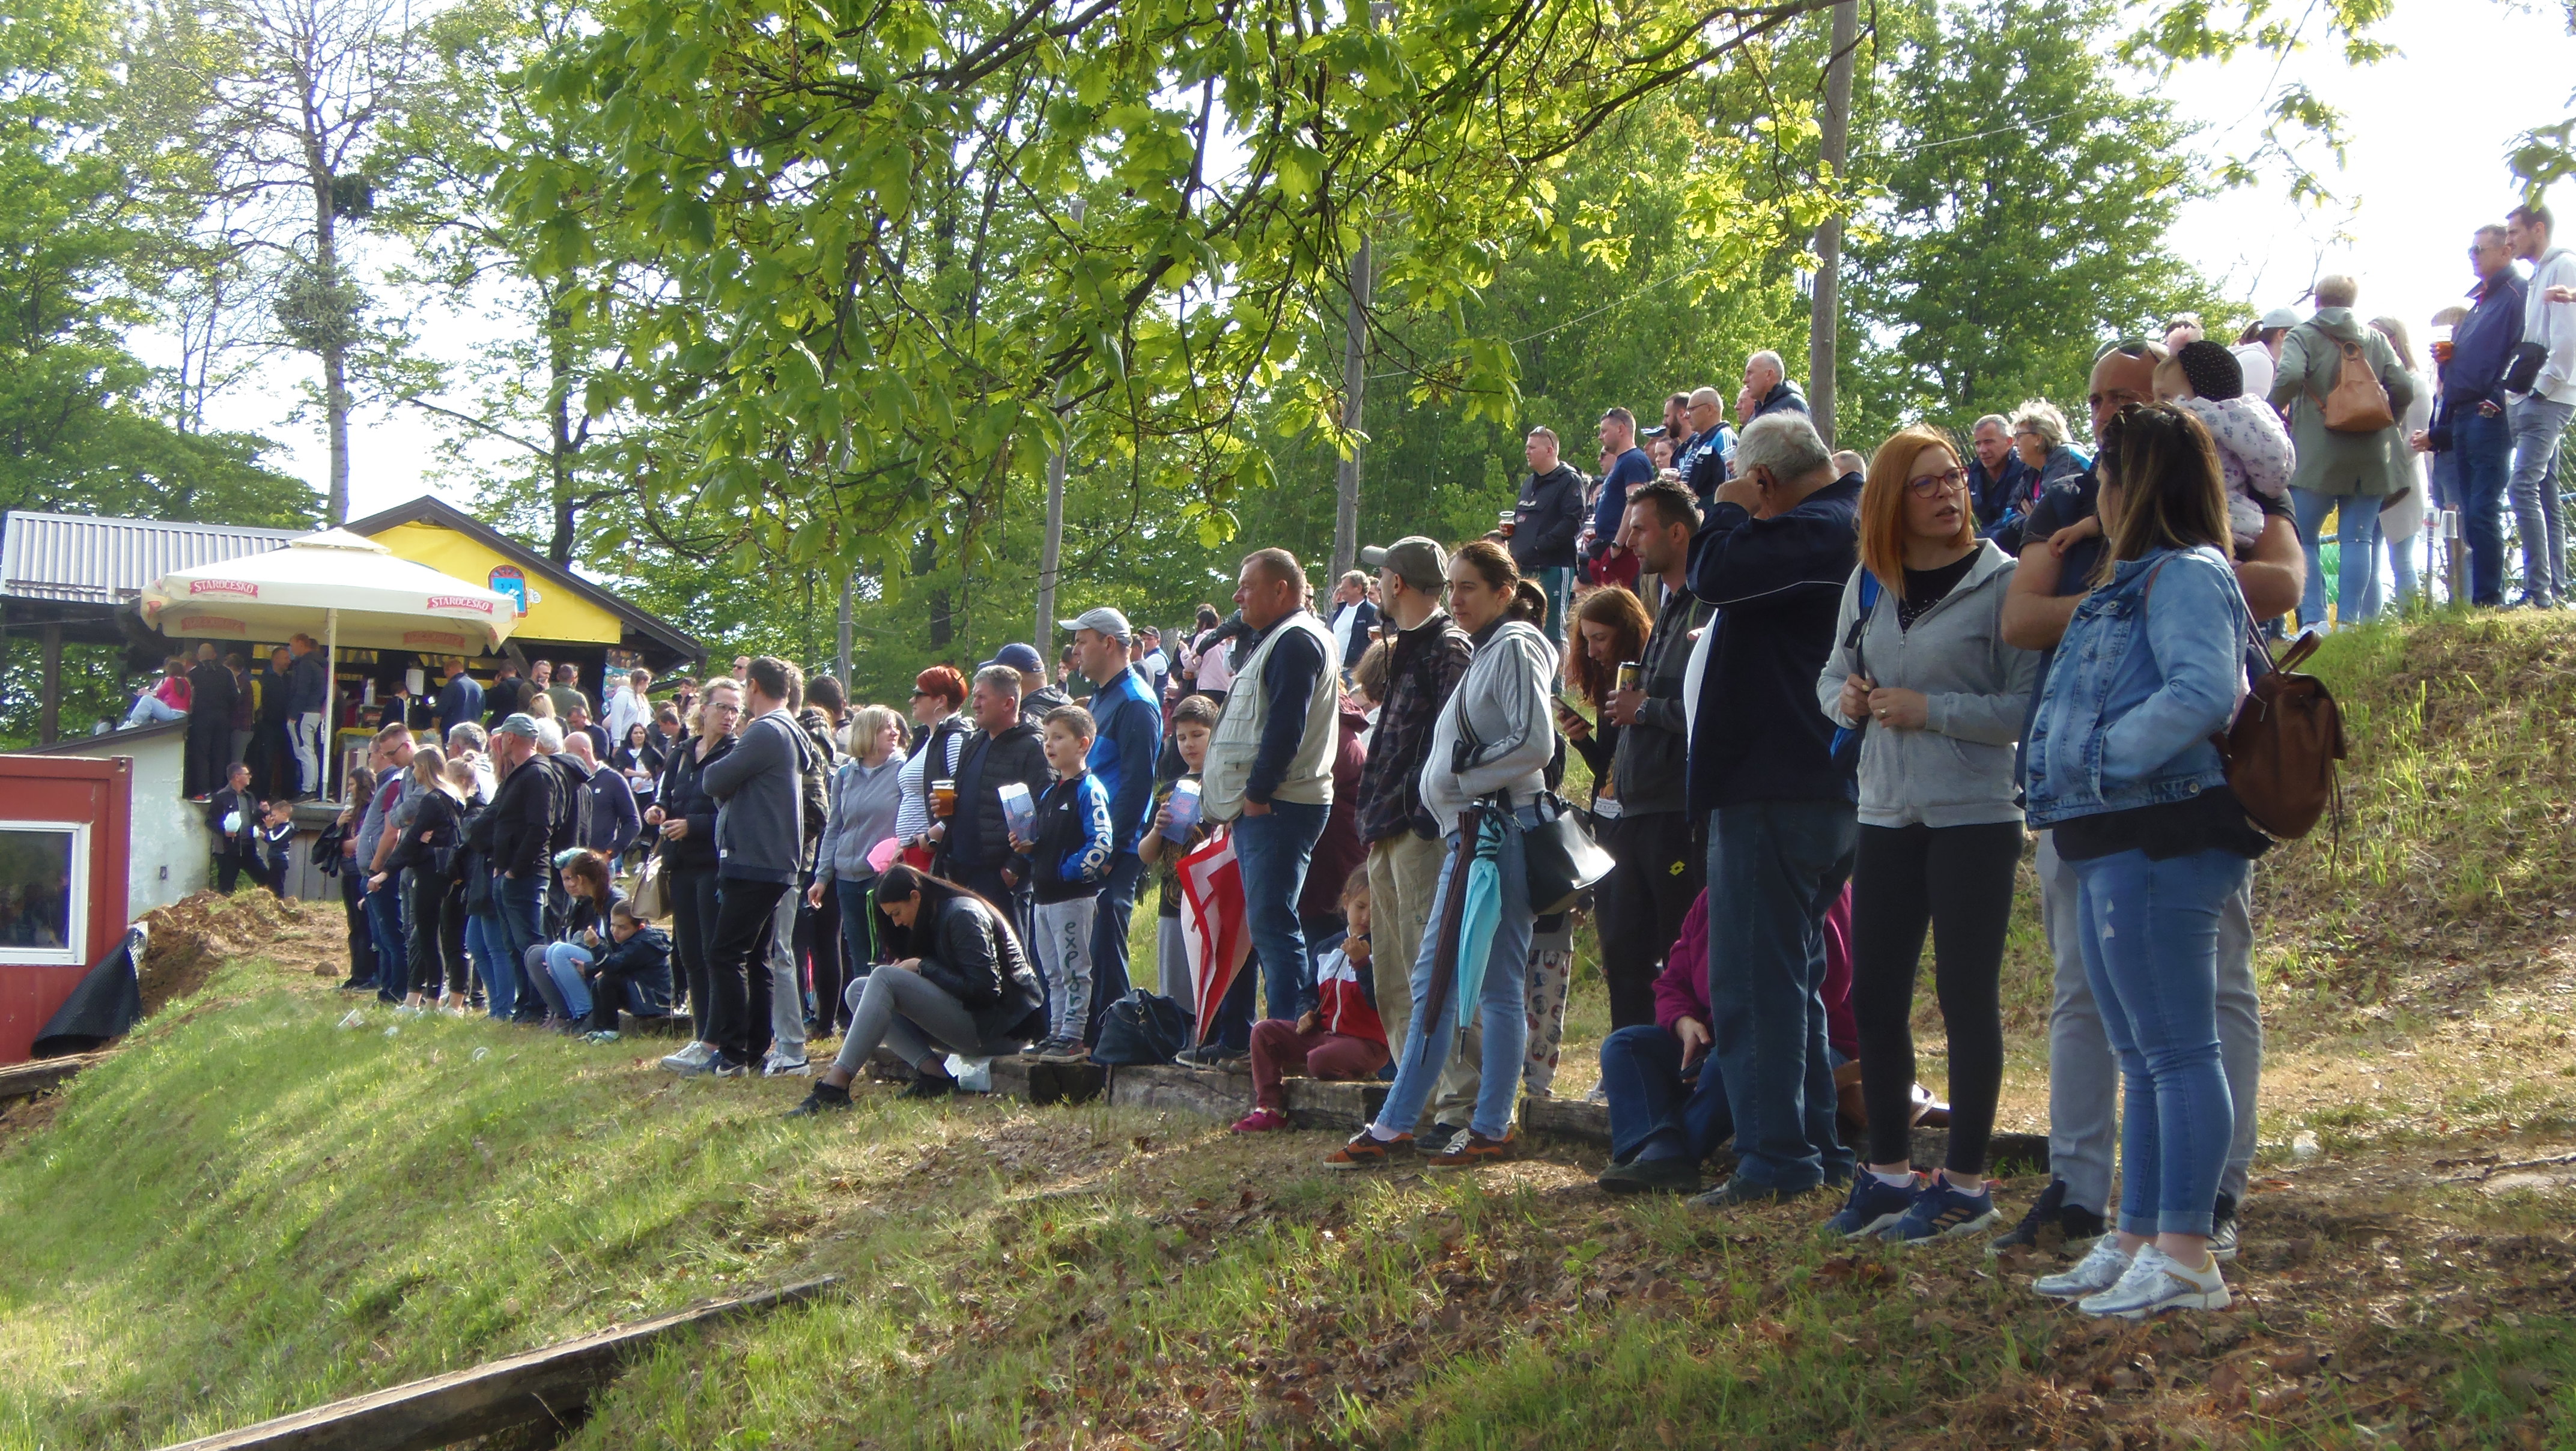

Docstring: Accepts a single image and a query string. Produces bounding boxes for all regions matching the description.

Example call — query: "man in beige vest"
[1191,547,1339,1065]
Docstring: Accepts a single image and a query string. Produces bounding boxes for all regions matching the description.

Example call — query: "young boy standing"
[1140,696,1218,1018]
[1016,704,1113,1063]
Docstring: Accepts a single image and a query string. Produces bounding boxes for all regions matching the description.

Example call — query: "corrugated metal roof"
[0,511,307,606]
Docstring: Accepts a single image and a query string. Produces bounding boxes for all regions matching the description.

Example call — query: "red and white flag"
[1176,828,1250,1029]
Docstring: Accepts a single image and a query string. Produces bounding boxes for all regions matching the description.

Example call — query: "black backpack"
[1090,990,1190,1066]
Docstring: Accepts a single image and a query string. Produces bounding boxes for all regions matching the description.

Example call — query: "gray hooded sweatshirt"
[703,707,821,884]
[1418,617,1560,836]
[1814,541,2037,829]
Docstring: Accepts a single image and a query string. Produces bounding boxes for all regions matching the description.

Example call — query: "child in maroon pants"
[1235,868,1388,1131]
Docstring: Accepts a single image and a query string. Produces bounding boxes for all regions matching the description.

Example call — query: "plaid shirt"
[1356,608,1473,843]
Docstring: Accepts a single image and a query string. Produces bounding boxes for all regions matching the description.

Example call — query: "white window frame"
[0,819,90,967]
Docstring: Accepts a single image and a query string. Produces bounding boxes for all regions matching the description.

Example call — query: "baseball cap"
[492,713,539,740]
[1358,536,1447,594]
[979,643,1045,673]
[2258,307,2301,331]
[1058,606,1133,641]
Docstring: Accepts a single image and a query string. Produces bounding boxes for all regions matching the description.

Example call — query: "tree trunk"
[836,572,854,685]
[1036,436,1066,645]
[1331,235,1373,584]
[1808,0,1859,449]
[315,174,352,524]
[547,293,578,564]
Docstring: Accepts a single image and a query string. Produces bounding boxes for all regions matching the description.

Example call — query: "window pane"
[0,831,74,950]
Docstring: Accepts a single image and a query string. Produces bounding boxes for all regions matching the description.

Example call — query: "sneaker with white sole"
[1881,1176,2002,1244]
[2032,1236,2136,1299]
[762,1052,812,1077]
[2077,1244,2230,1319]
[2208,1192,2241,1262]
[660,1041,715,1074]
[1821,1172,1920,1239]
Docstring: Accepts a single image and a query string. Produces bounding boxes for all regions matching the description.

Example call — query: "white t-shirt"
[2229,344,2276,405]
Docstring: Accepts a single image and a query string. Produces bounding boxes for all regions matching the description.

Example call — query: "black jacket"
[589,924,673,1002]
[484,675,533,726]
[187,661,238,726]
[542,753,588,857]
[1684,471,1862,813]
[913,894,1047,1045]
[256,667,294,729]
[205,787,259,857]
[386,787,465,880]
[938,722,1048,880]
[1508,462,1589,572]
[479,756,557,880]
[655,733,735,873]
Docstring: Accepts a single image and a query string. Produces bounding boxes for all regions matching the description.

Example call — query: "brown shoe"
[1323,1128,1414,1170]
[1425,1129,1516,1171]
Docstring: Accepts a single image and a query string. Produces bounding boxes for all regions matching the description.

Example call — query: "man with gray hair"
[1964,413,2031,535]
[1680,411,1862,1208]
[1062,604,1164,1043]
[1742,350,1811,428]
[1677,386,1734,504]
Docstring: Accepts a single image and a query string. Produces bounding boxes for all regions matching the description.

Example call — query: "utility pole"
[1808,0,1859,448]
[1331,235,1373,584]
[836,572,853,685]
[1036,196,1085,645]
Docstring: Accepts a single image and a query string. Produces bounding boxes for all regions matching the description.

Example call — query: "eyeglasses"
[1905,467,1970,498]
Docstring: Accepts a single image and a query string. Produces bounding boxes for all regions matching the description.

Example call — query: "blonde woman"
[380,745,470,1012]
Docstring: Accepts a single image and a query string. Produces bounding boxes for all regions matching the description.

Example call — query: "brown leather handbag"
[2215,626,2347,839]
[2309,335,2396,434]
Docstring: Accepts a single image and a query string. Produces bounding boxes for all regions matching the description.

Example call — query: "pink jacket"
[1650,885,1858,1060]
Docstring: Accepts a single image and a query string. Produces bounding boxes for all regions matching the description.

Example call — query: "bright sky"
[181,0,2576,523]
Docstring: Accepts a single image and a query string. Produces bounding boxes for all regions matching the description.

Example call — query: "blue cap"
[980,642,1045,673]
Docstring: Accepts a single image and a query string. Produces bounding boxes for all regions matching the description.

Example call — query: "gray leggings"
[832,968,1025,1075]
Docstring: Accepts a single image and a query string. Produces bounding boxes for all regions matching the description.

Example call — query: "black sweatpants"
[705,876,789,1062]
[1592,810,1703,1030]
[407,870,460,995]
[1848,820,2023,1174]
[667,867,721,1038]
[340,867,377,986]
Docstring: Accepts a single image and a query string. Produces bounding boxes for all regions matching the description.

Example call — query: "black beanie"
[2175,339,2244,401]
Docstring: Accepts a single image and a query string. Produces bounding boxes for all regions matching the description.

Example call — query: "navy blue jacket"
[436,672,484,738]
[1754,380,1811,420]
[1083,665,1163,852]
[285,649,328,713]
[2441,270,2527,421]
[1967,452,2035,532]
[1683,473,1862,813]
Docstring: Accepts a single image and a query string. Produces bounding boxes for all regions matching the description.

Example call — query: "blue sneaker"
[1821,1171,1919,1239]
[1882,1175,2002,1244]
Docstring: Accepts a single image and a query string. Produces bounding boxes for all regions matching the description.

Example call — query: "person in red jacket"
[1594,886,1858,1195]
[1232,868,1388,1133]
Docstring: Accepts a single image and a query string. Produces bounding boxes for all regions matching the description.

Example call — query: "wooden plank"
[0,1051,108,1102]
[155,1277,839,1451]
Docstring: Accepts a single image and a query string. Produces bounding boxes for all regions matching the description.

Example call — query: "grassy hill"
[2,612,2573,1450]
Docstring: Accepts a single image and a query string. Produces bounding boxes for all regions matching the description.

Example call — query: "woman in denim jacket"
[2019,404,2269,1321]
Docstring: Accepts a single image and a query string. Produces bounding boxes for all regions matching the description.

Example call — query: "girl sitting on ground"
[524,849,624,1032]
[571,902,674,1041]
[1233,868,1390,1132]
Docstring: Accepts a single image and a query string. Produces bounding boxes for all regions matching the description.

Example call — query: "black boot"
[784,1080,853,1118]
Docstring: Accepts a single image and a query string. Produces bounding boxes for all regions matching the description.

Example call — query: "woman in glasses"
[1814,425,2039,1245]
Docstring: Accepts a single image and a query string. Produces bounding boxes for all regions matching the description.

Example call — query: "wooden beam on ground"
[154,1277,839,1451]
[0,1051,108,1103]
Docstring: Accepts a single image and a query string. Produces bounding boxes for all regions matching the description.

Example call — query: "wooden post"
[1806,0,1859,447]
[38,622,62,745]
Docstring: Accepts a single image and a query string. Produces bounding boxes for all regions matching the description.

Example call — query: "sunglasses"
[1905,467,1970,498]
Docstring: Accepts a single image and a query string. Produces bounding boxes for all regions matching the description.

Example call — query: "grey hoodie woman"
[1418,617,1560,835]
[816,753,904,885]
[1815,539,2035,828]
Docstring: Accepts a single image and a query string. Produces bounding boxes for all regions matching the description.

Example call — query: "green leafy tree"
[1838,0,2232,446]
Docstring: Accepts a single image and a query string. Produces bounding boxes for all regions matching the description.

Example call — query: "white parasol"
[139,530,521,797]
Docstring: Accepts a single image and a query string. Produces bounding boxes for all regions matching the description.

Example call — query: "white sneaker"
[2032,1236,2136,1299]
[660,1041,715,1074]
[2077,1244,2231,1319]
[762,1052,812,1077]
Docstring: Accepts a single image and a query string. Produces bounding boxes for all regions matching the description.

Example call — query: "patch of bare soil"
[135,889,345,1013]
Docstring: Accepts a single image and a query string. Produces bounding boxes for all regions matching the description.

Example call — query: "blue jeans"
[1704,799,1859,1192]
[493,872,548,1017]
[1084,852,1146,1042]
[2509,396,2572,602]
[2453,408,2515,606]
[2292,486,2383,628]
[1230,801,1329,1025]
[1600,1025,1733,1165]
[365,874,409,1005]
[465,909,514,1019]
[1374,805,1540,1142]
[2069,846,2247,1238]
[544,942,598,1020]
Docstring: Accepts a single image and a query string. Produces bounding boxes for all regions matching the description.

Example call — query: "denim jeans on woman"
[2070,847,2247,1238]
[2291,486,2381,628]
[1373,804,1540,1143]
